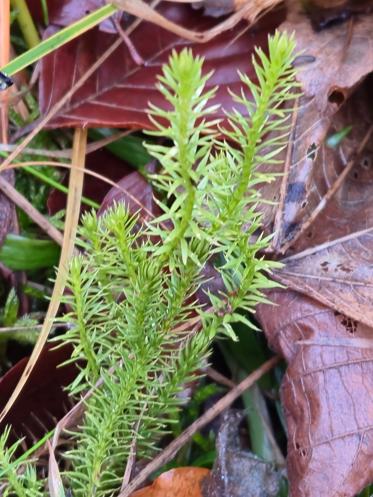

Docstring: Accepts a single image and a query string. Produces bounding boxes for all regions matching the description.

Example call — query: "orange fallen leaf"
[130,467,210,497]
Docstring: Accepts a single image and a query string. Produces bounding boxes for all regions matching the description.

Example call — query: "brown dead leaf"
[257,289,373,497]
[284,76,372,253]
[130,467,209,497]
[264,25,373,328]
[254,8,373,497]
[38,3,282,129]
[284,8,373,116]
[98,169,161,221]
[202,411,281,497]
[261,12,373,251]
[274,227,373,328]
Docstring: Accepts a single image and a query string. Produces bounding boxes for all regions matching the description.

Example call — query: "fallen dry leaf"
[254,7,373,497]
[257,289,373,497]
[202,411,281,497]
[38,2,283,129]
[0,344,77,447]
[130,467,210,497]
[284,7,373,117]
[98,168,161,221]
[260,13,373,251]
[274,227,373,328]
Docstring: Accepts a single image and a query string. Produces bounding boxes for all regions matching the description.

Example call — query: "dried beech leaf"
[283,77,373,253]
[256,30,373,495]
[283,10,373,116]
[0,345,77,447]
[274,227,373,328]
[257,289,373,497]
[130,467,209,497]
[38,4,281,129]
[261,14,373,250]
[98,169,160,221]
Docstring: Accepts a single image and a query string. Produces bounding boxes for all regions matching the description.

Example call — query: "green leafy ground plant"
[0,31,298,496]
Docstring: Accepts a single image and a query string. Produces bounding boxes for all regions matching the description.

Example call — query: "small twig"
[113,17,144,65]
[0,129,135,159]
[280,124,373,254]
[206,366,236,389]
[118,356,280,497]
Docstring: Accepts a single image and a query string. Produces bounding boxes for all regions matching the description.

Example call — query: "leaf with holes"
[258,13,373,251]
[252,8,373,497]
[274,227,373,329]
[257,289,373,497]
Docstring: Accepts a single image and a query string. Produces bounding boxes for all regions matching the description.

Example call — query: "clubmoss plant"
[0,31,298,497]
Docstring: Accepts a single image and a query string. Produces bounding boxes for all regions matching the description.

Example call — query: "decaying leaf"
[130,467,209,497]
[257,289,373,497]
[280,76,372,253]
[254,6,373,497]
[274,227,373,329]
[0,345,77,447]
[38,3,282,128]
[261,12,373,251]
[202,411,281,497]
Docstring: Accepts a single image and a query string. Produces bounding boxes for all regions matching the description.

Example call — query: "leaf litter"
[257,6,373,497]
[0,1,372,497]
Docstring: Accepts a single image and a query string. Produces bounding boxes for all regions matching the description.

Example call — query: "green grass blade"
[0,234,60,270]
[23,165,99,209]
[2,4,118,76]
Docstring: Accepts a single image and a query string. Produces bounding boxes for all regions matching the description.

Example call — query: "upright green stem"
[165,172,195,256]
[162,104,195,257]
[230,92,271,213]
